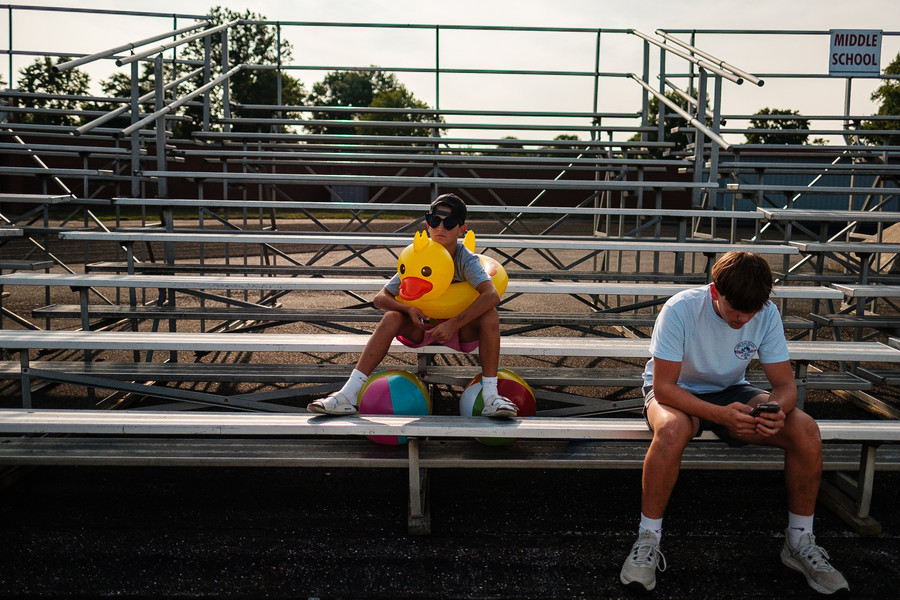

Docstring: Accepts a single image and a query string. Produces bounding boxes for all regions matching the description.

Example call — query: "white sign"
[829,29,882,77]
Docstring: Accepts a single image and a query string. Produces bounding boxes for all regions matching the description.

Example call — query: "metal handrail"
[75,67,204,136]
[631,29,743,85]
[118,65,242,137]
[115,20,237,67]
[654,30,764,87]
[53,21,209,72]
[630,74,732,152]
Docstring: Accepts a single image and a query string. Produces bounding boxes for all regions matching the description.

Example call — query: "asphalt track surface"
[0,463,897,599]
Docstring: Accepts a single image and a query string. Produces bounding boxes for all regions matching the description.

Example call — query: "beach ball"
[459,368,536,446]
[357,370,431,445]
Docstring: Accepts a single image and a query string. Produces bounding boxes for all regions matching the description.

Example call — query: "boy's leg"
[641,399,697,520]
[464,308,517,417]
[308,311,421,415]
[710,403,847,594]
[621,398,696,591]
[356,311,423,376]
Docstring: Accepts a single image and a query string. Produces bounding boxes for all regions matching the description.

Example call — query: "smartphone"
[750,402,780,417]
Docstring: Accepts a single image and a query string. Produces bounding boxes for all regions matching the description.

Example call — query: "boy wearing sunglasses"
[308,193,518,418]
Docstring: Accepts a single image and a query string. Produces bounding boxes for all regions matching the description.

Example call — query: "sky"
[3,0,899,143]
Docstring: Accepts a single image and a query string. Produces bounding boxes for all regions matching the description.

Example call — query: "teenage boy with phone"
[307,193,518,418]
[620,251,849,595]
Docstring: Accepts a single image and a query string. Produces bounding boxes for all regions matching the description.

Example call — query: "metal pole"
[655,29,764,86]
[707,74,723,210]
[154,55,167,198]
[689,31,696,95]
[203,33,211,132]
[172,16,178,100]
[276,23,283,106]
[130,61,140,198]
[432,25,440,201]
[640,40,650,140]
[843,77,854,146]
[434,25,440,112]
[7,8,11,87]
[54,20,209,72]
[222,27,231,133]
[692,69,708,207]
[658,45,666,148]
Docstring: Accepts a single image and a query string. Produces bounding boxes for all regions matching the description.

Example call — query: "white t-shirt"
[641,285,790,395]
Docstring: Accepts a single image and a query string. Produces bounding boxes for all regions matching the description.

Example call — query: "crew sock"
[787,512,814,548]
[337,369,369,402]
[639,514,663,543]
[481,376,499,400]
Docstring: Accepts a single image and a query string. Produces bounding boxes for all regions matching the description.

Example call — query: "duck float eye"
[399,263,406,275]
[421,266,431,277]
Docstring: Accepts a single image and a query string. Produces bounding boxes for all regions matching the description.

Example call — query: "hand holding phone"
[750,402,780,417]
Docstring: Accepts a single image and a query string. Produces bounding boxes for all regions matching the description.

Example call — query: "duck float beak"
[399,277,433,301]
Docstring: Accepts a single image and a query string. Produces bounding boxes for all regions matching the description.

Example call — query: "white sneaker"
[307,391,357,415]
[481,394,518,418]
[620,531,666,591]
[780,530,849,595]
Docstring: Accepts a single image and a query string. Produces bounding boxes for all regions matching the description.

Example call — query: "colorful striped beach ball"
[357,370,432,445]
[459,368,536,446]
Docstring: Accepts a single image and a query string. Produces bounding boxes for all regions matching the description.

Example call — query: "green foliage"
[356,88,438,137]
[745,107,809,145]
[16,56,91,126]
[860,52,900,145]
[177,5,305,134]
[540,134,582,158]
[306,68,439,138]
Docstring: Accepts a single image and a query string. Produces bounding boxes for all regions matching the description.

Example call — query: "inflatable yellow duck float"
[395,230,508,320]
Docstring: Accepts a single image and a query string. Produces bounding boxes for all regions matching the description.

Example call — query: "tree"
[861,51,900,146]
[356,88,437,138]
[91,65,157,129]
[176,6,305,133]
[540,134,581,158]
[306,68,440,137]
[745,108,809,145]
[16,56,91,126]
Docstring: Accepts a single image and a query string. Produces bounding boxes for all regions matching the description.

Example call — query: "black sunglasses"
[424,212,462,229]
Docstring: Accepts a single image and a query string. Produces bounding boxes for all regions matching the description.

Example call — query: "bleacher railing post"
[154,55,167,199]
[130,61,141,198]
[692,69,708,208]
[221,28,231,134]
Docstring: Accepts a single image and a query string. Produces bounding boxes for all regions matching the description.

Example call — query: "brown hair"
[711,251,773,312]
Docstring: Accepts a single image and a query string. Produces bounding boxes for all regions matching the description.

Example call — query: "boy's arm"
[428,280,500,342]
[372,288,428,328]
[760,359,798,413]
[653,357,757,436]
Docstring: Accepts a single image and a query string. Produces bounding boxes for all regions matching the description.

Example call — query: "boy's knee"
[652,414,694,451]
[783,409,822,453]
[477,307,500,329]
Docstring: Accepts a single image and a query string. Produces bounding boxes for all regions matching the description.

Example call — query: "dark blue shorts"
[643,383,769,446]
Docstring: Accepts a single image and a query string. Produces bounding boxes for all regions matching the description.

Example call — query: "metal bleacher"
[2,10,900,404]
[2,7,900,532]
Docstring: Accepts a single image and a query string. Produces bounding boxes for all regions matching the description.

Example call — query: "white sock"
[639,513,663,543]
[481,376,499,399]
[338,369,369,401]
[787,512,814,548]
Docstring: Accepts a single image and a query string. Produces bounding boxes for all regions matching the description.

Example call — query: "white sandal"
[307,391,358,415]
[481,394,518,418]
